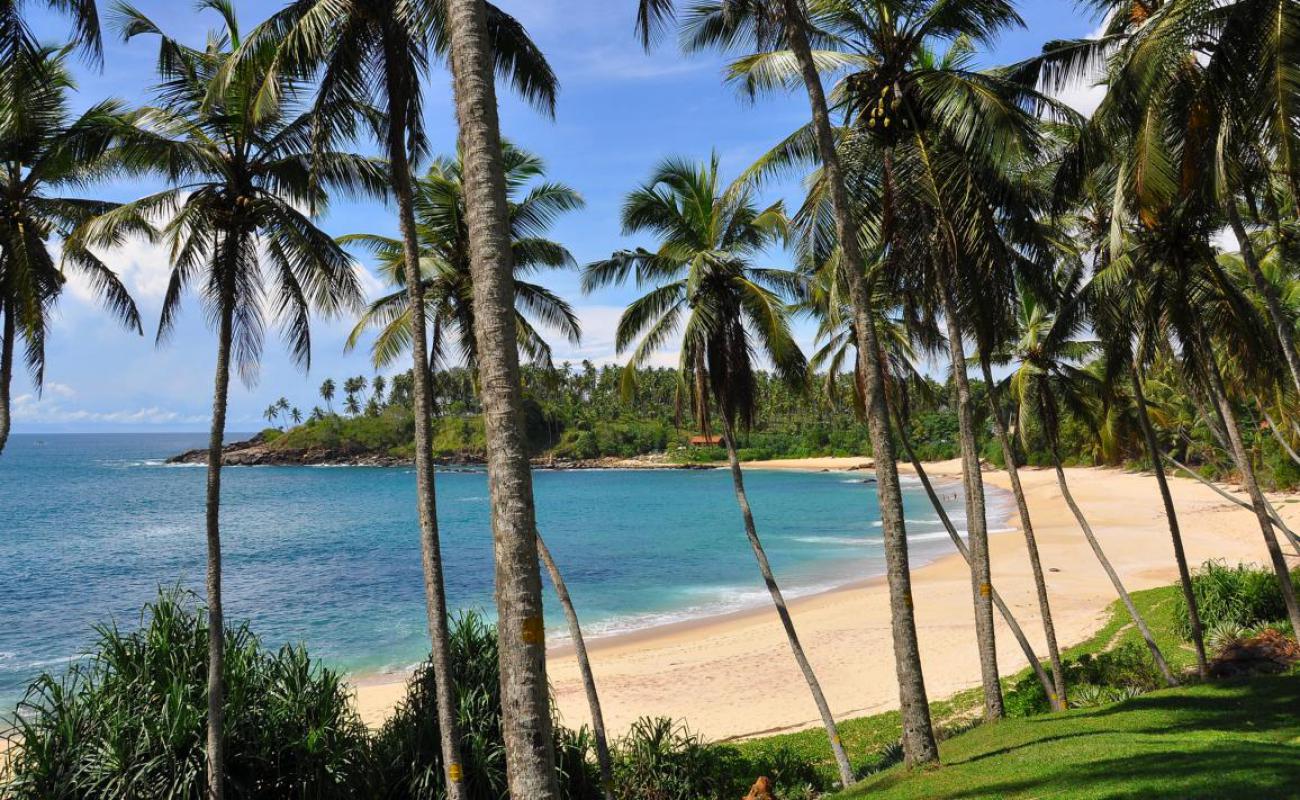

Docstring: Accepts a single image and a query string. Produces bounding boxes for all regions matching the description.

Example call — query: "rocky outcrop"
[166,433,413,467]
[169,438,717,470]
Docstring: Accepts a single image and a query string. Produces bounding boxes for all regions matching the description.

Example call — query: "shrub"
[1175,561,1300,639]
[1,590,373,799]
[373,611,599,800]
[1002,642,1166,719]
[608,717,827,800]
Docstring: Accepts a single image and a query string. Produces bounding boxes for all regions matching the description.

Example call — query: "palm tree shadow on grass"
[941,747,1300,800]
[864,676,1300,799]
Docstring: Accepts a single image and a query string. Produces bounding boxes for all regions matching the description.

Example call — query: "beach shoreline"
[350,462,977,680]
[352,457,1290,738]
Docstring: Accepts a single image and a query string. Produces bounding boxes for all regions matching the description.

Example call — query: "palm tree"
[636,0,953,761]
[1099,202,1300,639]
[102,5,371,793]
[343,375,366,416]
[442,0,563,793]
[1070,168,1213,679]
[729,4,1073,720]
[802,253,1063,708]
[1015,0,1300,651]
[0,0,102,66]
[291,406,302,425]
[342,143,582,372]
[999,267,1177,687]
[586,155,857,788]
[231,2,559,791]
[342,138,610,788]
[320,377,336,414]
[535,536,614,798]
[0,48,142,456]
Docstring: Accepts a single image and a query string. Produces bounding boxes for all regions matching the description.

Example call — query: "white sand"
[353,459,1295,739]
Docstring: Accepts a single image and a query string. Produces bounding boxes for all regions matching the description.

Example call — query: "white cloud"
[550,304,680,368]
[1054,79,1107,118]
[12,393,206,426]
[63,234,175,310]
[562,45,705,82]
[354,263,386,302]
[1045,20,1111,119]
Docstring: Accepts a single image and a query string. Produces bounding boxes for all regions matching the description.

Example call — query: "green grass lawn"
[734,581,1299,797]
[733,584,1194,783]
[840,673,1300,799]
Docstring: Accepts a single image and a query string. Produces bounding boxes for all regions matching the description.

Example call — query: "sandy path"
[353,459,1295,740]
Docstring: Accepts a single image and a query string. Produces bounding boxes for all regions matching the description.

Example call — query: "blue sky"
[12,0,1102,433]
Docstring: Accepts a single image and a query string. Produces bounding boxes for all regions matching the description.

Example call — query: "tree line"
[4,0,1300,797]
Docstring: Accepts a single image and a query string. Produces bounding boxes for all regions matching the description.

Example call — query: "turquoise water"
[0,433,989,710]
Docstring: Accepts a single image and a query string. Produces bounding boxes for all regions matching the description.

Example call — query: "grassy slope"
[842,675,1300,799]
[743,582,1300,796]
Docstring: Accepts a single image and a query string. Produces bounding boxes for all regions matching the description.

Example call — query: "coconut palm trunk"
[380,25,469,796]
[1194,326,1300,635]
[536,535,614,799]
[1224,202,1300,399]
[1258,405,1300,468]
[1040,386,1178,688]
[779,0,938,765]
[203,290,234,800]
[1164,451,1300,555]
[894,392,1058,705]
[938,287,1002,719]
[719,417,855,787]
[978,351,1066,710]
[444,0,560,794]
[1130,365,1208,678]
[0,298,13,456]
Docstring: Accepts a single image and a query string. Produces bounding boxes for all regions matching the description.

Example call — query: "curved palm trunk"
[536,535,614,799]
[0,298,13,456]
[381,27,467,798]
[1259,406,1300,468]
[444,1,559,795]
[1164,451,1300,555]
[894,395,1058,705]
[1195,327,1300,635]
[780,0,938,765]
[978,352,1066,710]
[1224,202,1300,399]
[938,289,1003,719]
[720,418,855,788]
[1041,388,1178,687]
[1130,366,1208,679]
[204,298,233,800]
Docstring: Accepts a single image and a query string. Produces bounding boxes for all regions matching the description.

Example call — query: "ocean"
[0,433,994,711]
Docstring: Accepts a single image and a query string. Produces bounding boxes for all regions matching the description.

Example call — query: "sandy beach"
[353,458,1296,740]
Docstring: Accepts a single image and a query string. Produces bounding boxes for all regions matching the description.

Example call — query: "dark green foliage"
[272,406,416,457]
[1003,642,1168,718]
[1174,561,1300,639]
[551,422,674,460]
[1,591,373,799]
[607,718,822,800]
[372,611,599,800]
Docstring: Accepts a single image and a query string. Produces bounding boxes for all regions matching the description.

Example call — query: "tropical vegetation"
[4,0,1300,796]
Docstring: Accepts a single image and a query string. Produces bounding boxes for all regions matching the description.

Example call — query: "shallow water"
[0,433,990,710]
